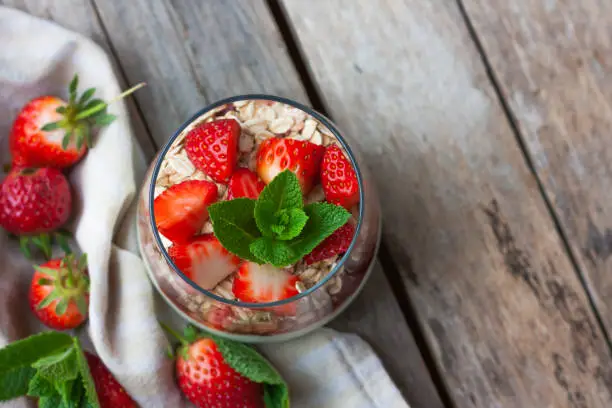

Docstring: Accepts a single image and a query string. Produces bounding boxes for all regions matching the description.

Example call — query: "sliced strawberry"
[232,262,299,314]
[320,145,360,209]
[256,138,325,194]
[227,168,265,200]
[304,223,356,264]
[154,180,217,243]
[184,119,240,183]
[169,234,241,290]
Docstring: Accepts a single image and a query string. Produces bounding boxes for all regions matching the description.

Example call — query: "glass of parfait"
[137,95,381,342]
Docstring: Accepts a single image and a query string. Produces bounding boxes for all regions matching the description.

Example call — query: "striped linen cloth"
[0,6,409,408]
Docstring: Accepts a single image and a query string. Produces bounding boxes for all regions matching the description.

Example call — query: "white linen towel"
[0,6,410,408]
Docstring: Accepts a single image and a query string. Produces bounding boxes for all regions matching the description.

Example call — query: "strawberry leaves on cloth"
[209,169,350,267]
[0,332,100,407]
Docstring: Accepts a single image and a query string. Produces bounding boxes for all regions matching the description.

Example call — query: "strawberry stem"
[73,82,146,120]
[159,321,188,346]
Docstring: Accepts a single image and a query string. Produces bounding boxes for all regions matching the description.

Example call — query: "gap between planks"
[266,0,457,406]
[88,0,158,156]
[453,0,612,355]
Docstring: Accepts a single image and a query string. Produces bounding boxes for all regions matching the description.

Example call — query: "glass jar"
[136,95,381,342]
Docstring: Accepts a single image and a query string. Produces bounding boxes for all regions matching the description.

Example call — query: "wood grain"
[0,0,156,161]
[86,0,444,405]
[280,0,612,406]
[460,0,612,343]
[91,0,308,147]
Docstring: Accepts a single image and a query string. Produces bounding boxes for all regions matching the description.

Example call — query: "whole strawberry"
[0,167,71,235]
[85,352,137,408]
[10,74,144,169]
[321,145,359,209]
[29,254,89,330]
[185,119,240,183]
[162,324,289,408]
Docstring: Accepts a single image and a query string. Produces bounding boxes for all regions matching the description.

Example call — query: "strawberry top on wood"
[10,74,144,169]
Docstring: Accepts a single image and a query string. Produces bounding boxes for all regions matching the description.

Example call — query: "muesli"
[150,99,361,333]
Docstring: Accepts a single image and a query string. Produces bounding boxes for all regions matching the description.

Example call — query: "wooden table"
[6,0,612,406]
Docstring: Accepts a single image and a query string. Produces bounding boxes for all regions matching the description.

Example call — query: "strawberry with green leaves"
[10,74,144,169]
[29,254,89,330]
[162,324,289,408]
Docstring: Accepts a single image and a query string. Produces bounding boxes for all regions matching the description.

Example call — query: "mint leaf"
[33,347,78,383]
[72,338,100,408]
[212,336,289,408]
[287,202,351,259]
[0,331,72,374]
[250,237,295,267]
[39,394,62,408]
[212,336,286,385]
[0,366,35,400]
[208,198,263,262]
[27,372,55,397]
[272,208,308,241]
[264,383,290,408]
[255,170,303,236]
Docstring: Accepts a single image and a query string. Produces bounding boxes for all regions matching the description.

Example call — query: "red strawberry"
[304,223,355,264]
[85,352,137,408]
[232,262,300,314]
[0,167,71,235]
[153,180,217,243]
[256,138,325,194]
[176,337,263,408]
[184,119,240,183]
[320,145,360,209]
[10,75,143,169]
[227,168,265,200]
[168,234,241,290]
[29,254,89,330]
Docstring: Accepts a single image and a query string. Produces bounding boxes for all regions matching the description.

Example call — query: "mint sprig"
[0,332,100,407]
[209,170,351,267]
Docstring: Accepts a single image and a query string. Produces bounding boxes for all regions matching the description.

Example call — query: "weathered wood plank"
[280,0,612,406]
[0,0,156,161]
[88,0,444,405]
[461,0,612,343]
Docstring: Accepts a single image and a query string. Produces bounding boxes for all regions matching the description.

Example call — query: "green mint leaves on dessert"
[0,332,100,407]
[209,170,351,267]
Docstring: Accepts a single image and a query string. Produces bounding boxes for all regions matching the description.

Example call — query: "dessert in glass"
[137,95,380,342]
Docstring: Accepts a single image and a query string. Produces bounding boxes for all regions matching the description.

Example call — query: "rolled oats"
[269,116,294,134]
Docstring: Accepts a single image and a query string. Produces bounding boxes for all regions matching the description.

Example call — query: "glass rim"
[148,94,365,308]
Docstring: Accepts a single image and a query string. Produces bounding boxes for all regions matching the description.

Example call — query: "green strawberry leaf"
[254,170,303,236]
[0,366,36,401]
[208,198,263,262]
[27,372,55,398]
